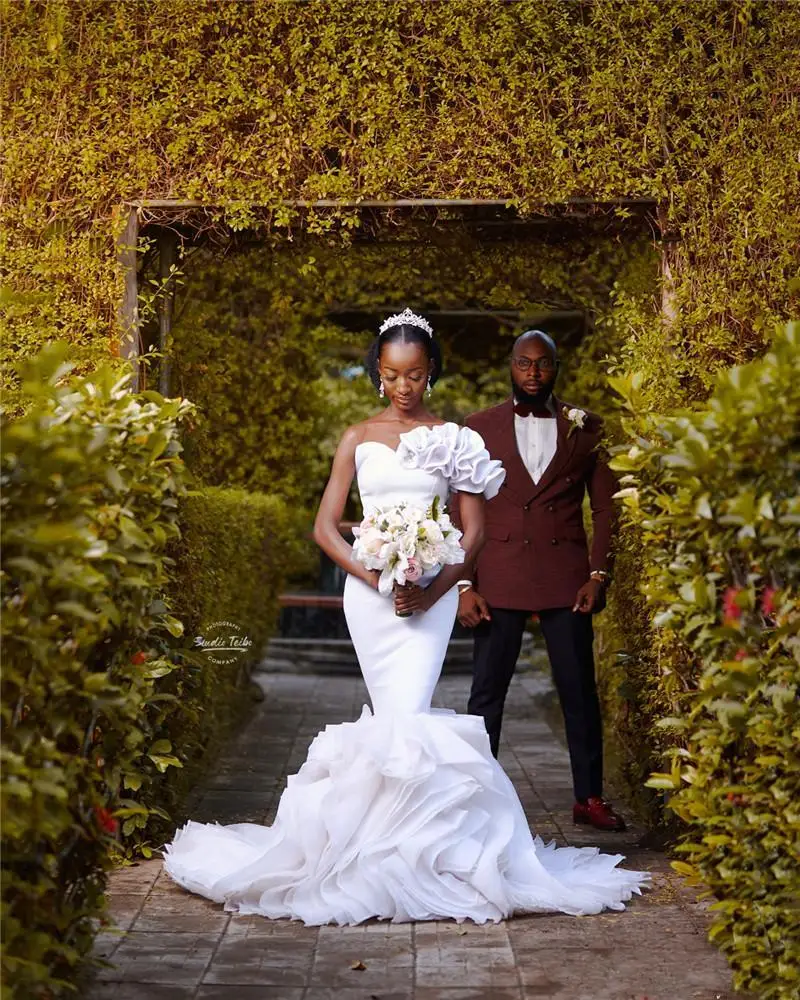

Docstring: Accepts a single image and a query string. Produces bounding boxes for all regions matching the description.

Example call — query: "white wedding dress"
[163,423,649,924]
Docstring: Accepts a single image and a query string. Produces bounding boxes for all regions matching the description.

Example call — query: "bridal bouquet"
[352,497,465,609]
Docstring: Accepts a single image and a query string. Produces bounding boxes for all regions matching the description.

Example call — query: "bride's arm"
[312,427,379,591]
[394,491,486,615]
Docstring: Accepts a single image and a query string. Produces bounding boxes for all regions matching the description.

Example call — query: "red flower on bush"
[760,587,777,618]
[733,649,748,661]
[722,587,743,625]
[94,806,118,835]
[131,651,148,665]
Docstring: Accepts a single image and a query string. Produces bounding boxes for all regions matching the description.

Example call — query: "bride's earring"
[379,379,385,399]
[426,376,432,397]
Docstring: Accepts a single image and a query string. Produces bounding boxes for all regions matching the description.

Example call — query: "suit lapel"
[483,396,583,505]
[488,398,536,501]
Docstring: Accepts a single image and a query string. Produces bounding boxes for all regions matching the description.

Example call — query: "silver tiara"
[379,307,434,339]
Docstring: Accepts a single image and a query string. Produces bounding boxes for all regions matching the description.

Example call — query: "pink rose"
[405,558,423,582]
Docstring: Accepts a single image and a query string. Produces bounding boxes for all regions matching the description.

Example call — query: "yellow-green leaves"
[610,322,800,999]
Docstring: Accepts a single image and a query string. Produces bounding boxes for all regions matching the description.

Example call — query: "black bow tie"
[514,402,554,418]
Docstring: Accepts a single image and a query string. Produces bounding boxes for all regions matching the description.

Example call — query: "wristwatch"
[456,579,473,595]
[589,570,609,584]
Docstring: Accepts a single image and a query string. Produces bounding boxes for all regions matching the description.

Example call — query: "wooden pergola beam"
[130,197,657,210]
[327,308,584,319]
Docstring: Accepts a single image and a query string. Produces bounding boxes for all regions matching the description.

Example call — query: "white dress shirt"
[514,396,558,485]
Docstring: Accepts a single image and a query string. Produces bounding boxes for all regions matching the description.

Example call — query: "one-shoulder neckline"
[355,421,459,457]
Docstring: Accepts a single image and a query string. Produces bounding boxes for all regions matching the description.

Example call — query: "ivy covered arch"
[4,0,798,416]
[134,210,657,505]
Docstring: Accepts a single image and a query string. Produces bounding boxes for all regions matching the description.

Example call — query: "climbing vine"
[3,0,798,411]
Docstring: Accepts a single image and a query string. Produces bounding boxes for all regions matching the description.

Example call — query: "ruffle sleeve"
[396,422,505,499]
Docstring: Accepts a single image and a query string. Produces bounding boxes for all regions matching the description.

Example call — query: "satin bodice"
[354,422,505,516]
[355,441,448,513]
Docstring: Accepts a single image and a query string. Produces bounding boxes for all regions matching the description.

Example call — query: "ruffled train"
[163,706,649,925]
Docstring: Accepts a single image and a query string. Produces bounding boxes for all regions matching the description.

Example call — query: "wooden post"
[657,205,679,328]
[116,207,141,391]
[157,228,178,396]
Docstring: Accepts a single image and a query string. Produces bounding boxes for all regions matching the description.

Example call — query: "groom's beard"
[512,377,555,407]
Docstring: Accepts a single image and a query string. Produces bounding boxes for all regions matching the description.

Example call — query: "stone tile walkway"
[88,672,740,1000]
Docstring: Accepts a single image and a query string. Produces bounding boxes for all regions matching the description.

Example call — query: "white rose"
[421,519,444,545]
[416,542,438,568]
[359,528,386,557]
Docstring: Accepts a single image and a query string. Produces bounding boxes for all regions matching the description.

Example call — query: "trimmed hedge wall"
[4,0,799,411]
[0,347,298,998]
[150,485,307,830]
[609,322,800,999]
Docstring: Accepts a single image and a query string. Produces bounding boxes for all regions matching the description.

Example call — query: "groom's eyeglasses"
[513,357,558,373]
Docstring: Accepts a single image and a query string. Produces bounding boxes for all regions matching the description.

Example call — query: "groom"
[456,330,626,832]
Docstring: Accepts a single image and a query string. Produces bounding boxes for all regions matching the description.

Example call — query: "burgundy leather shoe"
[573,796,627,832]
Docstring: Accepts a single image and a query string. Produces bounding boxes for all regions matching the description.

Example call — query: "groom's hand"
[573,579,604,613]
[458,590,491,628]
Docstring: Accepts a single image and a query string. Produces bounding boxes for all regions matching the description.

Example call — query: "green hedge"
[147,485,306,832]
[0,346,299,998]
[1,344,193,995]
[609,322,800,999]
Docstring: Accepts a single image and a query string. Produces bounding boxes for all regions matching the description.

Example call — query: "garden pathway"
[88,670,741,1000]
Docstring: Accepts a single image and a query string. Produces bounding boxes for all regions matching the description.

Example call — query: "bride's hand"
[393,583,427,615]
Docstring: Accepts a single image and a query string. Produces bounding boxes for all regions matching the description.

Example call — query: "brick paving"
[87,671,741,1000]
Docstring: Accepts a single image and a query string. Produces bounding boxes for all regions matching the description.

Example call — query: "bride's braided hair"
[365,323,444,391]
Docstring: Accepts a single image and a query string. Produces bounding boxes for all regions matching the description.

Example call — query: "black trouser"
[467,606,603,801]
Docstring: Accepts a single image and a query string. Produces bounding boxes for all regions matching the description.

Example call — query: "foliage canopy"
[3,0,799,407]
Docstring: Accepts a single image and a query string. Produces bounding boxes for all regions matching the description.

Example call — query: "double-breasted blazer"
[460,397,618,612]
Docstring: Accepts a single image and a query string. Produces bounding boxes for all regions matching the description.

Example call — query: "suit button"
[523,539,530,545]
[547,504,554,512]
[551,538,558,545]
[523,503,530,511]
[565,476,573,484]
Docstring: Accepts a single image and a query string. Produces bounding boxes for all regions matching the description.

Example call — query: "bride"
[163,308,650,924]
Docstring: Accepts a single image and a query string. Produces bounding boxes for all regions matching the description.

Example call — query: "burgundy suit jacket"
[461,396,618,612]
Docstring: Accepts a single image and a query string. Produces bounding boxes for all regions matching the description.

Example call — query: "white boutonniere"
[563,406,587,436]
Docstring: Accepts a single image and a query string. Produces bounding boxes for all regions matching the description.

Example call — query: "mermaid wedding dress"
[163,423,649,924]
